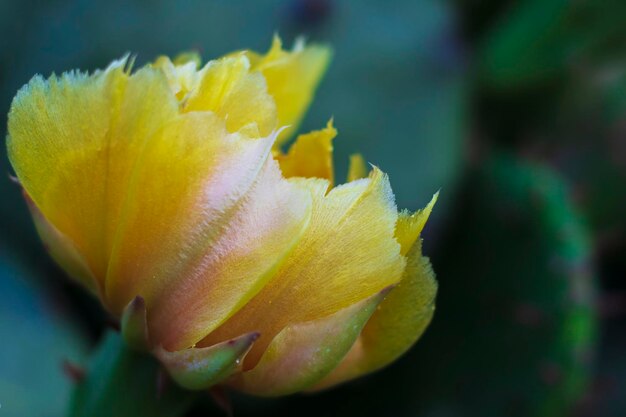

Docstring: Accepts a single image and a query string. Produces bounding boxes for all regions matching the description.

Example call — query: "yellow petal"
[230,288,390,396]
[347,153,368,182]
[395,191,439,255]
[7,60,179,282]
[153,55,201,101]
[249,36,331,146]
[104,112,312,350]
[311,240,437,390]
[201,168,405,368]
[277,120,336,185]
[172,51,202,67]
[24,191,99,295]
[184,55,277,136]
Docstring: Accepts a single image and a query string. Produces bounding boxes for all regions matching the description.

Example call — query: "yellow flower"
[6,37,437,396]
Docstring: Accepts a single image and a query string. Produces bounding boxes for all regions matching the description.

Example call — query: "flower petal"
[201,168,405,369]
[7,59,179,283]
[311,240,437,390]
[395,192,439,255]
[104,112,312,350]
[248,36,331,146]
[277,120,336,185]
[155,332,259,391]
[24,191,99,295]
[184,55,277,137]
[229,288,391,396]
[347,154,368,182]
[153,55,201,100]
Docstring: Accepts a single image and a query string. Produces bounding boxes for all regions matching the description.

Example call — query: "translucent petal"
[24,192,99,295]
[395,192,438,255]
[277,120,336,185]
[248,36,331,146]
[347,154,368,182]
[311,240,437,390]
[153,55,201,100]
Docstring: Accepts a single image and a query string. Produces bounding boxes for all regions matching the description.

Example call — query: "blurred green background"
[0,0,624,416]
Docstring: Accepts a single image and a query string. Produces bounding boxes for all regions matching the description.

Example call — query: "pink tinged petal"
[104,111,272,307]
[201,169,406,369]
[155,332,259,391]
[229,288,392,396]
[150,157,312,351]
[311,240,437,390]
[104,112,312,350]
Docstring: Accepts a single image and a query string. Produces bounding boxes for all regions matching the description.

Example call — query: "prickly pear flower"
[7,36,437,396]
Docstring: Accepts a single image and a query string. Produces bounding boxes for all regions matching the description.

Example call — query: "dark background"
[0,0,624,416]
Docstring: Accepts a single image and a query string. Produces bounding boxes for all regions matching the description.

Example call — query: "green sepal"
[69,331,197,417]
[155,332,259,391]
[121,295,150,351]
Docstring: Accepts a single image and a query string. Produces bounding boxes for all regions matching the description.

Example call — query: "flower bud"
[7,37,437,396]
